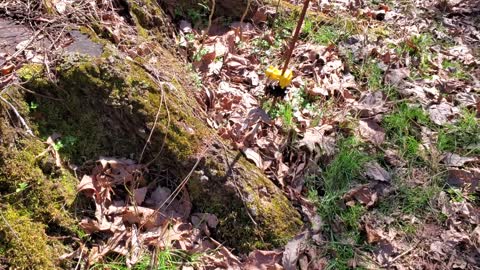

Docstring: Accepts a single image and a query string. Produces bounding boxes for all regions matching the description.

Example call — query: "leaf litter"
[3,0,479,268]
[175,0,480,268]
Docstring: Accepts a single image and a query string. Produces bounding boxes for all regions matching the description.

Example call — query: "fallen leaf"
[358,119,385,145]
[365,223,383,244]
[133,187,148,205]
[1,63,14,75]
[447,169,479,193]
[296,125,335,155]
[243,148,263,168]
[373,240,396,265]
[344,185,378,207]
[179,20,192,33]
[243,250,283,270]
[282,232,308,270]
[428,103,460,125]
[385,67,410,86]
[441,152,476,167]
[364,161,391,182]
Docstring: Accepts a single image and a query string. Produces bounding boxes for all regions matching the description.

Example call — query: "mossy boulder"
[0,88,79,269]
[160,0,258,20]
[14,45,301,252]
[0,0,303,267]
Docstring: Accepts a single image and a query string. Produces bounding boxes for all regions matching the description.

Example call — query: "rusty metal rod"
[281,0,311,75]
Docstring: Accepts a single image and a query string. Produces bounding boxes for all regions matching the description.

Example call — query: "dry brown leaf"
[428,102,460,125]
[364,161,391,182]
[133,187,148,205]
[243,148,263,168]
[282,232,308,270]
[344,185,378,207]
[1,63,14,75]
[385,67,409,86]
[441,152,476,167]
[297,125,335,155]
[358,119,385,145]
[243,250,283,270]
[365,223,383,244]
[447,169,479,193]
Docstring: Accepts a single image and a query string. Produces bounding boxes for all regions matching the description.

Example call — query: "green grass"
[378,184,441,216]
[442,59,470,80]
[345,54,385,91]
[305,138,372,269]
[383,102,430,159]
[325,242,358,270]
[360,59,384,91]
[91,248,202,270]
[322,137,371,194]
[437,109,480,155]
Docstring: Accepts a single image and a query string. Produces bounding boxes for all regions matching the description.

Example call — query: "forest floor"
[0,0,479,269]
[179,0,480,269]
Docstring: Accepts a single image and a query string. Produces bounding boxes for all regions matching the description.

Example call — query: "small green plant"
[400,34,434,74]
[277,102,294,128]
[53,141,64,151]
[185,1,210,28]
[28,101,39,111]
[193,47,209,62]
[52,136,77,153]
[263,101,295,128]
[15,182,28,193]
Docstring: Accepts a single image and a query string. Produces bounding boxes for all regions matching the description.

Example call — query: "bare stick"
[138,85,165,163]
[0,95,34,136]
[383,242,419,267]
[240,0,252,41]
[195,0,216,64]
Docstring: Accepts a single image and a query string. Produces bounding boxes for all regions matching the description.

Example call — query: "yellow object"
[265,65,293,89]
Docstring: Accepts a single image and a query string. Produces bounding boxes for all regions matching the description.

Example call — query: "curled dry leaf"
[358,119,385,145]
[243,147,263,168]
[1,63,14,75]
[344,185,378,208]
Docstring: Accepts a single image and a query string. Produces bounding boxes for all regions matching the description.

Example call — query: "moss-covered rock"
[0,1,303,267]
[16,49,302,253]
[0,88,78,269]
[0,206,58,270]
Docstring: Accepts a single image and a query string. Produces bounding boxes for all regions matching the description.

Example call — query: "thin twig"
[383,242,420,267]
[0,211,28,252]
[74,246,84,270]
[0,95,34,136]
[138,85,165,163]
[239,0,252,41]
[195,0,216,65]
